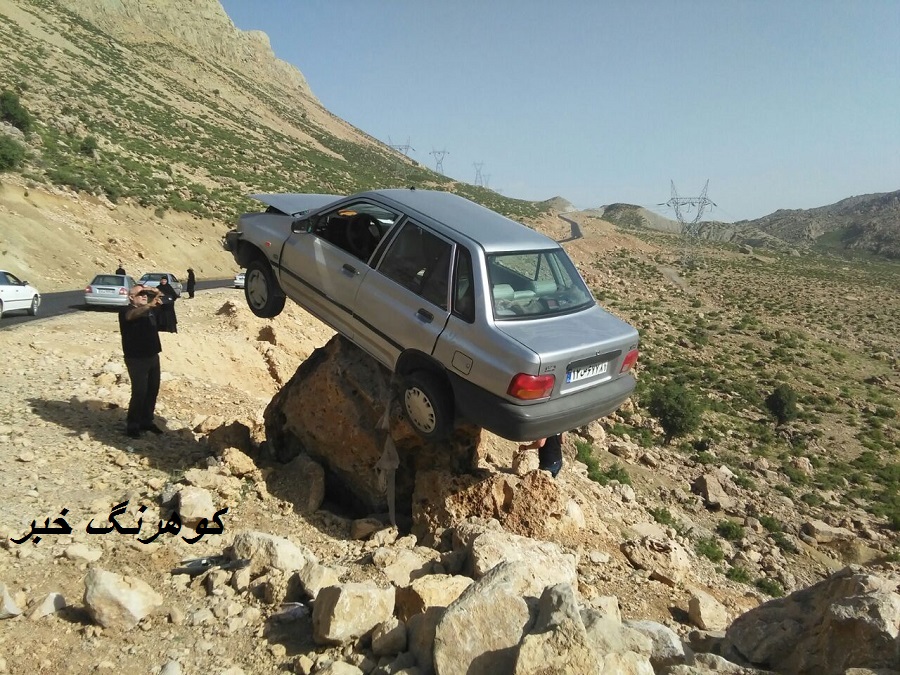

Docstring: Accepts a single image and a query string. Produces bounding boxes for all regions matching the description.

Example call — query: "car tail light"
[84,286,92,293]
[507,373,555,400]
[119,287,127,295]
[620,349,639,373]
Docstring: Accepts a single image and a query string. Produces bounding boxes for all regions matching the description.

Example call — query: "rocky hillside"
[592,193,900,259]
[0,0,544,230]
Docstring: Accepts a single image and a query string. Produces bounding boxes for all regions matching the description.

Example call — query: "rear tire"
[0,299,4,319]
[244,258,285,318]
[28,295,39,316]
[401,370,454,441]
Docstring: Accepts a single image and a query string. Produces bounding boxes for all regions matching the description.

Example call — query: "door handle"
[342,263,358,275]
[416,308,434,323]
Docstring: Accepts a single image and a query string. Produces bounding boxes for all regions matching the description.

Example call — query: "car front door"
[352,221,454,369]
[279,226,367,340]
[0,272,26,310]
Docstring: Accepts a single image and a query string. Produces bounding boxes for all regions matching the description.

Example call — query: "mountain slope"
[0,0,545,226]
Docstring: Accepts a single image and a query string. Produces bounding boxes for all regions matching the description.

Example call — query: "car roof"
[355,189,555,253]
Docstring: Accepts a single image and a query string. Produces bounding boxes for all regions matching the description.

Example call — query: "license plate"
[98,288,114,294]
[566,361,608,383]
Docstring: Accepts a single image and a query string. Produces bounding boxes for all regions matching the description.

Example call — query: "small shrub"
[649,507,676,527]
[647,381,703,443]
[726,566,752,583]
[0,90,32,132]
[716,520,745,541]
[0,136,26,171]
[758,515,782,532]
[80,135,99,156]
[755,577,784,597]
[695,537,725,563]
[766,384,798,425]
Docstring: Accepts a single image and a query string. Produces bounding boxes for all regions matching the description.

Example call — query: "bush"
[0,90,33,132]
[716,520,745,540]
[755,577,784,597]
[695,537,725,563]
[0,135,25,171]
[726,566,752,583]
[647,382,702,443]
[766,384,798,425]
[80,135,99,156]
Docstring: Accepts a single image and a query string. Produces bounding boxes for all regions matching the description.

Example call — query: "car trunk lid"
[494,306,639,396]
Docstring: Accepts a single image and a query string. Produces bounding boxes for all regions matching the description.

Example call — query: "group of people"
[116,266,196,438]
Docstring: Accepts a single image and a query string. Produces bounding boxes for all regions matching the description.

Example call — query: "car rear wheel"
[244,258,286,318]
[28,295,38,316]
[0,299,4,319]
[401,370,453,441]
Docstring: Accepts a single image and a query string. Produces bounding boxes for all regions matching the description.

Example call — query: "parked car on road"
[225,189,639,442]
[233,272,245,289]
[0,270,41,319]
[84,274,137,308]
[139,272,183,297]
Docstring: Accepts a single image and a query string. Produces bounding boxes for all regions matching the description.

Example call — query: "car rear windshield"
[487,249,594,319]
[91,275,125,286]
[141,273,164,281]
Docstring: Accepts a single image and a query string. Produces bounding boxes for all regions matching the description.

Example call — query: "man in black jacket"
[119,285,164,438]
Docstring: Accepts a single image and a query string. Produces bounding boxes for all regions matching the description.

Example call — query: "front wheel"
[401,370,454,441]
[244,258,286,318]
[27,295,39,316]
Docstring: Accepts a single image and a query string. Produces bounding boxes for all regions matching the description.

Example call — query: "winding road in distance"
[0,278,233,329]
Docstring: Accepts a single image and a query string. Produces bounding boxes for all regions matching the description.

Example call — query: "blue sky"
[219,1,899,222]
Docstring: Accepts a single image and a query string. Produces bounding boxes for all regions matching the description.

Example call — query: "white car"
[234,272,245,289]
[139,272,183,297]
[0,270,41,318]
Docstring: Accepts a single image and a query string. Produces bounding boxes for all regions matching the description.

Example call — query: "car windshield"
[487,249,594,320]
[91,275,126,285]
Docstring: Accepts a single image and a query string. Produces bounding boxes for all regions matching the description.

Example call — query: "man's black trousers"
[125,354,160,431]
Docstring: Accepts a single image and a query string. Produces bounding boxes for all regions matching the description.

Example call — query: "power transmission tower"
[388,136,415,183]
[663,180,716,269]
[429,148,449,174]
[473,162,484,187]
[484,174,491,189]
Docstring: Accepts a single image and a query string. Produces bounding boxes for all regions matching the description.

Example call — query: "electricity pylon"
[662,180,716,269]
[473,162,484,187]
[429,148,449,174]
[388,136,415,184]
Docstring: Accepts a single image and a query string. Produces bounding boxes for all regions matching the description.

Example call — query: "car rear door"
[352,221,453,369]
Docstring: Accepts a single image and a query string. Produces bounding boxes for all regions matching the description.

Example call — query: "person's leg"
[142,354,161,430]
[124,356,151,436]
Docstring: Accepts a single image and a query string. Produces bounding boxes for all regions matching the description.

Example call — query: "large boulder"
[724,565,900,674]
[263,336,480,514]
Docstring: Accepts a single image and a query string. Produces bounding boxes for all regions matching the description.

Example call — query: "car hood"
[494,305,639,372]
[250,193,342,216]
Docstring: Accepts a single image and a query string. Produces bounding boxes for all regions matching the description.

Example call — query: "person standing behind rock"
[518,433,564,478]
[154,277,178,333]
[119,285,164,438]
[186,268,196,298]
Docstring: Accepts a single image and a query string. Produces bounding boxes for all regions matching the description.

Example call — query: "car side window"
[453,247,475,322]
[4,272,20,285]
[310,201,400,262]
[0,273,9,285]
[379,222,453,310]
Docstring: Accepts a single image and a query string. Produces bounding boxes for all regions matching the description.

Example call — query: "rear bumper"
[85,294,128,307]
[450,372,636,442]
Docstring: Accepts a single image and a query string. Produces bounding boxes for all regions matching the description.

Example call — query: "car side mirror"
[291,217,309,233]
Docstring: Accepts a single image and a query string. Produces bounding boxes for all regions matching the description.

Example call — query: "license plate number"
[99,289,114,294]
[566,361,608,383]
